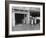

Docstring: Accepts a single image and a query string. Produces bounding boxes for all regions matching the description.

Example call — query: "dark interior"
[36,19,40,24]
[30,11,40,17]
[15,13,24,25]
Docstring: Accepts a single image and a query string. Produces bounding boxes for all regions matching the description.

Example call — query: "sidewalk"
[12,24,40,31]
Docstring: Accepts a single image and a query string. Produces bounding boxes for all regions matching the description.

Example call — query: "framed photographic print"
[5,1,45,37]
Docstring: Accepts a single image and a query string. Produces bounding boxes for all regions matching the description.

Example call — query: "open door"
[15,13,24,25]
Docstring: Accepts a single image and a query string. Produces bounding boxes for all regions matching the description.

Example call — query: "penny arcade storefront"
[12,7,40,27]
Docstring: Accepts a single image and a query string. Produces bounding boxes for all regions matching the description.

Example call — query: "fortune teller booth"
[12,7,40,26]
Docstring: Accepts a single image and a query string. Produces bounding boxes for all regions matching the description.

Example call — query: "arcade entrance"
[15,13,27,25]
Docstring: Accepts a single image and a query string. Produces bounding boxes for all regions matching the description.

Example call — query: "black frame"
[5,1,45,37]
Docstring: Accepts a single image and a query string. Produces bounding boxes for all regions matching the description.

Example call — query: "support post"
[12,12,15,27]
[35,19,37,24]
[26,12,30,24]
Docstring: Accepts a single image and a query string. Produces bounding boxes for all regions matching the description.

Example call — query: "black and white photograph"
[5,1,45,37]
[12,7,40,31]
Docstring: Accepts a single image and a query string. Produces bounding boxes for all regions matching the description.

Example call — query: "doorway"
[15,13,26,25]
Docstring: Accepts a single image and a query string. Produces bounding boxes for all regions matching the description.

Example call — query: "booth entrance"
[15,13,27,25]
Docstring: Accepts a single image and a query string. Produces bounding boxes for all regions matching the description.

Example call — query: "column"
[26,12,30,24]
[35,18,37,24]
[12,12,15,27]
[31,19,33,24]
[23,14,26,24]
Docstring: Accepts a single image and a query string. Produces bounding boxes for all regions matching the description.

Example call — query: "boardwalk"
[12,24,40,31]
